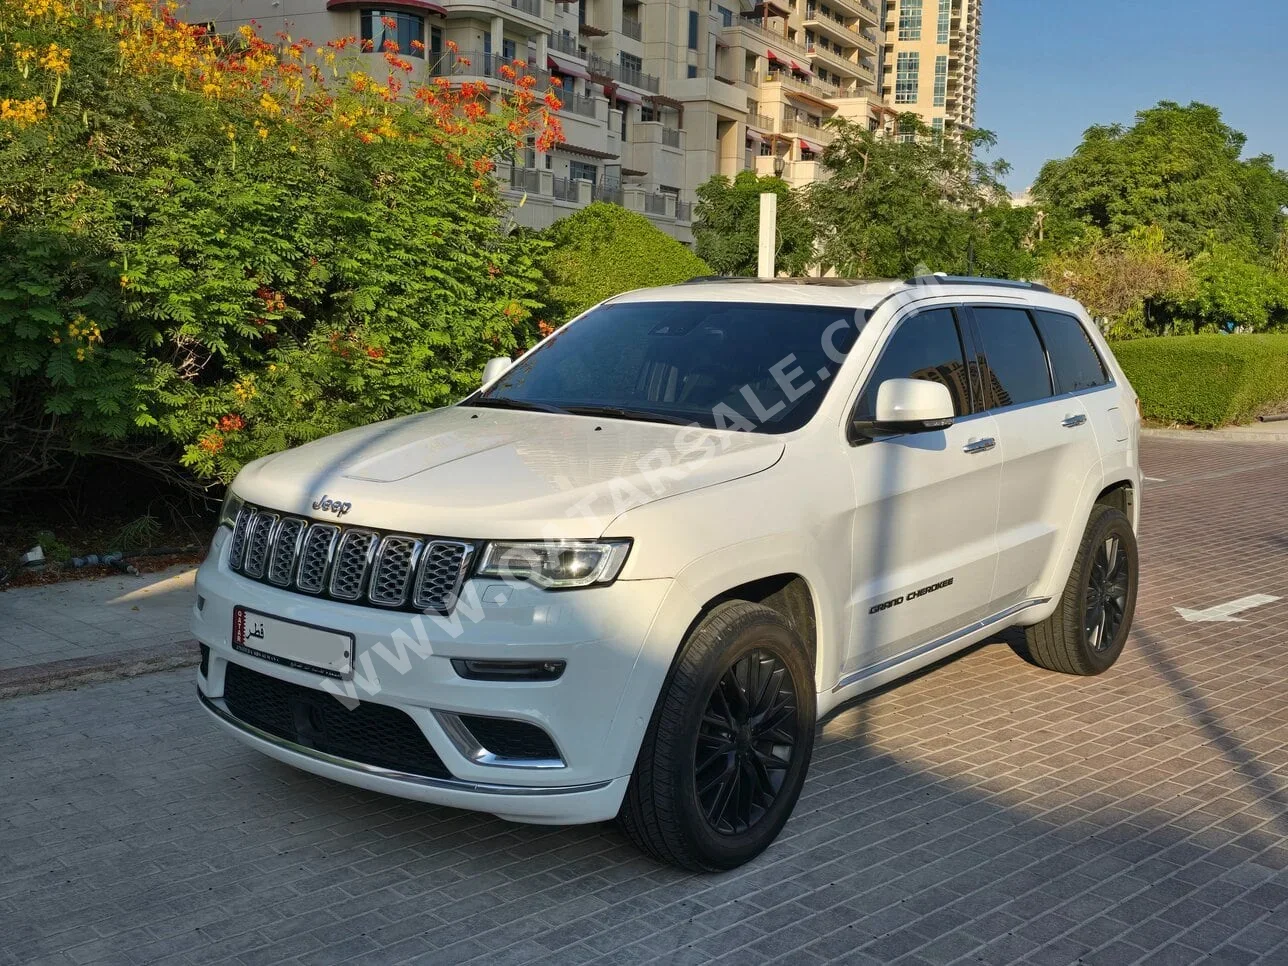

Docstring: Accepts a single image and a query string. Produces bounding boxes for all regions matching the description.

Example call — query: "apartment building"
[184,2,977,242]
[880,0,980,139]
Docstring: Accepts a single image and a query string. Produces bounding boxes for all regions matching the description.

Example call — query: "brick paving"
[3,438,1288,966]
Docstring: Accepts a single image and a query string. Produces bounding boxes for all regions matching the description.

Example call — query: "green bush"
[535,203,711,322]
[1110,334,1288,426]
[0,1,558,488]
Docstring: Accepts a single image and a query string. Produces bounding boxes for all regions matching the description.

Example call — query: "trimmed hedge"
[536,203,711,322]
[1110,334,1288,427]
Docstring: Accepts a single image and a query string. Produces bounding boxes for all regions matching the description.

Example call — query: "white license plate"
[232,607,354,679]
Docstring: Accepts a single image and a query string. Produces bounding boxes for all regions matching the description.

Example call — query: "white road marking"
[1175,594,1280,623]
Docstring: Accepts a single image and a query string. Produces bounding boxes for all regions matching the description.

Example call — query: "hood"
[232,406,784,539]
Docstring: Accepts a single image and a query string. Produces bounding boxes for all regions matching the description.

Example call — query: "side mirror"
[481,357,512,386]
[852,378,955,439]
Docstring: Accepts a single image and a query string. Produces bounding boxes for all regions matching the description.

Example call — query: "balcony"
[509,166,541,193]
[644,192,668,216]
[587,52,660,93]
[747,112,775,130]
[593,179,624,205]
[427,50,551,89]
[561,90,598,118]
[621,16,642,41]
[722,19,809,60]
[803,3,875,54]
[661,127,682,148]
[551,176,578,202]
[761,70,840,102]
[548,31,584,58]
[825,0,881,27]
[745,69,760,87]
[805,43,865,79]
[675,200,692,223]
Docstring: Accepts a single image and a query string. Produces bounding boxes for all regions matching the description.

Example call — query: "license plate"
[232,607,354,679]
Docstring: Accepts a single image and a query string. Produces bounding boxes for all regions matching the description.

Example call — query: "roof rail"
[904,274,1052,293]
[680,276,887,287]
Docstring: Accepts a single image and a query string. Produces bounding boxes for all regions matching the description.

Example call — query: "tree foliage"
[692,171,814,277]
[1042,228,1195,338]
[805,117,1034,280]
[0,0,562,488]
[534,203,711,322]
[1034,102,1288,258]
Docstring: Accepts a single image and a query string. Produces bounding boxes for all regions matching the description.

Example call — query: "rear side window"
[1033,310,1110,394]
[972,306,1053,408]
[854,308,971,420]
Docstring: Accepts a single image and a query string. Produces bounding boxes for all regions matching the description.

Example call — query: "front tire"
[618,601,815,872]
[1023,504,1138,675]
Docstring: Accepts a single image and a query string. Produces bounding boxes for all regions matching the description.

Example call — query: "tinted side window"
[1033,310,1109,394]
[855,308,971,419]
[972,307,1053,408]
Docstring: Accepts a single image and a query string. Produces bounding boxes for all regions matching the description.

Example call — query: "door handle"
[963,437,996,454]
[1062,413,1088,428]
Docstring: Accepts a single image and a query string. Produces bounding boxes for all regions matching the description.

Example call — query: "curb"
[0,641,200,699]
[1142,428,1288,444]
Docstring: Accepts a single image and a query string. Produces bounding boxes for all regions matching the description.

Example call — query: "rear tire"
[1023,504,1138,675]
[618,601,815,872]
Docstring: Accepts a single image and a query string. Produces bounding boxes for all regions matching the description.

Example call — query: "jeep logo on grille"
[312,495,352,517]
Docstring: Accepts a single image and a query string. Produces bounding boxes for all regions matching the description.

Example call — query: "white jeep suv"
[194,277,1141,871]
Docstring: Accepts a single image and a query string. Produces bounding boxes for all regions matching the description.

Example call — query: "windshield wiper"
[564,405,694,427]
[462,397,570,416]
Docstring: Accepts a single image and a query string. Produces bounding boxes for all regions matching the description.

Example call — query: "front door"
[843,305,1002,676]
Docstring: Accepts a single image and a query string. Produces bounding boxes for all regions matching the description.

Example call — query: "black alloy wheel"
[1085,534,1130,653]
[694,649,800,835]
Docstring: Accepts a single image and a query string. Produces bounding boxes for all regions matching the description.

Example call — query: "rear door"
[965,304,1103,608]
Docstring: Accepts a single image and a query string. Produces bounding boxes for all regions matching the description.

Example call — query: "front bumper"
[193,529,697,824]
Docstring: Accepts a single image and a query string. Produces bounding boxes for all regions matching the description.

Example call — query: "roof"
[607,275,1057,311]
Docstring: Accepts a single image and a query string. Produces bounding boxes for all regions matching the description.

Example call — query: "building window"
[933,54,947,106]
[503,38,517,62]
[937,0,950,43]
[688,10,699,49]
[898,117,916,143]
[898,0,922,41]
[687,64,698,78]
[361,10,425,57]
[569,160,598,185]
[718,5,734,27]
[895,51,919,104]
[931,117,944,142]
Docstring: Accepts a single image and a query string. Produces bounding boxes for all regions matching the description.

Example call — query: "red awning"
[799,138,822,153]
[766,49,781,62]
[547,54,591,80]
[325,0,446,14]
[790,60,813,78]
[613,87,644,105]
[746,130,765,145]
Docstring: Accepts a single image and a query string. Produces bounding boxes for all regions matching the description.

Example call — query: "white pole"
[758,192,778,279]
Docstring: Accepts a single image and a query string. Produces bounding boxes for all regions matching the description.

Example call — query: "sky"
[976,0,1288,193]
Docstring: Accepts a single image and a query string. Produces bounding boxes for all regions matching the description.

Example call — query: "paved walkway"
[2,439,1288,965]
[0,565,198,695]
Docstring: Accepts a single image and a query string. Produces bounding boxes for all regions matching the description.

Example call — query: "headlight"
[218,490,244,530]
[476,540,632,589]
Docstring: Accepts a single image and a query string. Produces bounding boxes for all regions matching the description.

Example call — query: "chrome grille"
[329,529,378,601]
[267,518,306,586]
[414,541,473,612]
[296,524,338,594]
[228,507,253,569]
[243,512,277,578]
[226,504,473,613]
[370,536,419,607]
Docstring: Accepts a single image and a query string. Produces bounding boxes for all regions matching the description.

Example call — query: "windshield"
[466,300,868,433]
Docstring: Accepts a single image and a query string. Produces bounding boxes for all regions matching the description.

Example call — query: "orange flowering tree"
[0,0,564,486]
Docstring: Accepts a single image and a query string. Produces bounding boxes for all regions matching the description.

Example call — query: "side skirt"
[819,597,1050,716]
